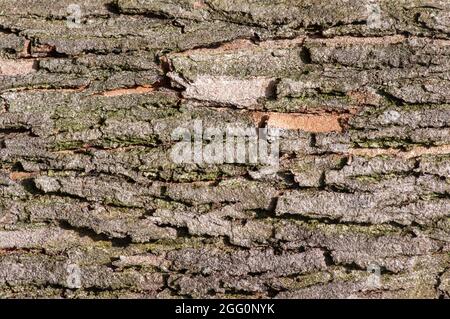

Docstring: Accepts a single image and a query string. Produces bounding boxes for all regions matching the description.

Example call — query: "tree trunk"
[0,0,449,298]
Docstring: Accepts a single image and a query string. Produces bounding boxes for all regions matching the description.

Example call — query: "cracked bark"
[0,0,449,299]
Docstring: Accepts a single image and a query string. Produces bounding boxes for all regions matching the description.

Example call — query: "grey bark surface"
[0,0,449,298]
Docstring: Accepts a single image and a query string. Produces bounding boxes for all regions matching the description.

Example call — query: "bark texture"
[0,0,449,299]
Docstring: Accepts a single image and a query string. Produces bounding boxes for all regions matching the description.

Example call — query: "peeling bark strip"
[253,112,344,133]
[177,75,276,107]
[0,58,37,76]
[0,0,450,299]
[8,171,39,181]
[94,85,155,97]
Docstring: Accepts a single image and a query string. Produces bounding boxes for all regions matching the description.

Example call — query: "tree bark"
[0,0,449,298]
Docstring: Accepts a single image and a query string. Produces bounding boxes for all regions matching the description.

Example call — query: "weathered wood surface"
[0,0,449,298]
